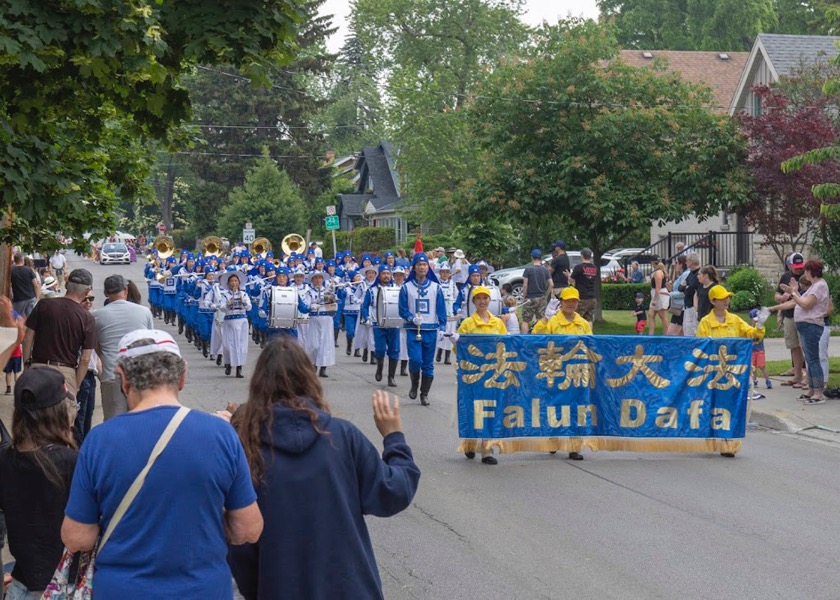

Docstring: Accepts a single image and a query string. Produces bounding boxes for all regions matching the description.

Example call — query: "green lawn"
[765,357,840,389]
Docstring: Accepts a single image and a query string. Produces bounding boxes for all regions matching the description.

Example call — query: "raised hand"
[372,389,402,438]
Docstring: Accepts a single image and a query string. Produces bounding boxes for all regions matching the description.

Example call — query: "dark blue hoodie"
[229,402,421,599]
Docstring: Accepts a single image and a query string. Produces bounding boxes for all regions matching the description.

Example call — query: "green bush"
[601,283,649,310]
[724,266,772,308]
[169,229,197,252]
[399,234,461,254]
[823,274,840,323]
[332,227,397,257]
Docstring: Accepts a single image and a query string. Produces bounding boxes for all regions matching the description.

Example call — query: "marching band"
[143,235,503,405]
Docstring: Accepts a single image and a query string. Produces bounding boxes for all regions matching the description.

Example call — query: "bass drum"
[375,286,403,328]
[270,286,307,329]
[465,286,503,318]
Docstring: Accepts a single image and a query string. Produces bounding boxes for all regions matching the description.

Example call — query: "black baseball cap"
[14,368,74,415]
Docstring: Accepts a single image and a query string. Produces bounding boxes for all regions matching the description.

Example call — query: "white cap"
[117,329,181,360]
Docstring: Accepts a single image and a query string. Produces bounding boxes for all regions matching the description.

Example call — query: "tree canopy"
[466,21,752,263]
[0,0,302,249]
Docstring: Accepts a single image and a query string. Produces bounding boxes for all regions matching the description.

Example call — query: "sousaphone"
[202,235,224,257]
[281,233,305,255]
[152,235,175,260]
[253,237,272,257]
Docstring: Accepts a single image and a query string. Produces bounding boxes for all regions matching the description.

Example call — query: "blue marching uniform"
[362,276,401,387]
[398,265,447,405]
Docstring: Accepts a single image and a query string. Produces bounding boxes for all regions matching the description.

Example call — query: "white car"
[100,242,131,265]
[489,252,624,300]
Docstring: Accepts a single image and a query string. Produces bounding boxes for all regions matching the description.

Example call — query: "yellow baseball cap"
[471,286,491,301]
[560,287,580,300]
[708,285,734,301]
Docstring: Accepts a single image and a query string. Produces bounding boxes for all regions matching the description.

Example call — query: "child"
[632,292,647,334]
[749,308,773,391]
[501,295,520,334]
[3,309,22,394]
[500,283,513,301]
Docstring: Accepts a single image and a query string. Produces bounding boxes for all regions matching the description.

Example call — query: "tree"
[467,21,752,317]
[740,85,840,262]
[216,155,306,246]
[352,0,528,232]
[0,0,303,249]
[179,0,335,239]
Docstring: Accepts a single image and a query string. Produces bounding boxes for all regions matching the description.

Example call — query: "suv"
[489,252,623,301]
[100,242,131,265]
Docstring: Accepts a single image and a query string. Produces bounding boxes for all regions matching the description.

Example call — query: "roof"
[618,50,749,114]
[359,145,399,205]
[338,194,367,217]
[758,34,840,78]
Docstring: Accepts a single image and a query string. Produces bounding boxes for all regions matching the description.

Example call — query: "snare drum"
[465,286,503,317]
[375,287,402,328]
[270,286,307,329]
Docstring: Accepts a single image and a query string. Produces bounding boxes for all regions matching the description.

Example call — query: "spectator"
[49,250,67,291]
[395,248,410,268]
[632,292,647,334]
[126,279,143,304]
[775,253,806,387]
[520,249,552,333]
[94,274,154,420]
[681,253,702,336]
[452,249,470,290]
[748,308,773,392]
[666,255,689,336]
[228,337,419,599]
[629,261,644,284]
[0,367,78,599]
[694,265,720,322]
[21,269,96,395]
[648,256,669,335]
[61,330,263,598]
[569,248,599,324]
[10,253,40,318]
[780,259,830,404]
[548,240,570,296]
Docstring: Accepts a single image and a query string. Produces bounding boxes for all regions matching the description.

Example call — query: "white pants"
[222,317,249,367]
[354,315,373,351]
[210,314,224,355]
[307,315,336,367]
[683,307,698,337]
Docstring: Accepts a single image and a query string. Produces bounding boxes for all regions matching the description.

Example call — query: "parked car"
[100,242,131,265]
[604,248,658,279]
[489,252,623,301]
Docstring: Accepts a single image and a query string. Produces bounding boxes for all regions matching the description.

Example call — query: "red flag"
[413,235,423,255]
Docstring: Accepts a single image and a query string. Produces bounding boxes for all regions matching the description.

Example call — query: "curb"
[749,405,815,434]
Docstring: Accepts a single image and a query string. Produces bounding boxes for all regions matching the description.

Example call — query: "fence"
[621,231,754,275]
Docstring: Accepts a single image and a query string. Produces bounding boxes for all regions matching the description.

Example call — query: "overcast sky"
[320,0,600,51]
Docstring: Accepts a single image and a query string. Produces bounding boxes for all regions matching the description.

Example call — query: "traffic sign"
[326,205,336,216]
[242,228,256,244]
[158,223,166,233]
[325,215,340,231]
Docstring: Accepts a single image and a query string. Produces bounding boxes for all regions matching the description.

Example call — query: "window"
[752,93,762,117]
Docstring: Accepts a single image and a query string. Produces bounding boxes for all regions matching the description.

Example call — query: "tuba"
[281,233,305,256]
[152,235,175,260]
[252,237,272,257]
[202,235,224,257]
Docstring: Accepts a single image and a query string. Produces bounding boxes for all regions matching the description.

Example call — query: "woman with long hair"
[0,367,78,599]
[228,337,421,600]
[647,256,669,335]
[666,255,689,336]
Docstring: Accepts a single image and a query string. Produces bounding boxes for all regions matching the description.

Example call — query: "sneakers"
[766,379,773,389]
[751,392,765,400]
[4,385,10,395]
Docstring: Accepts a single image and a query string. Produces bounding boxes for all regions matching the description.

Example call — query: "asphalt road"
[64,256,840,598]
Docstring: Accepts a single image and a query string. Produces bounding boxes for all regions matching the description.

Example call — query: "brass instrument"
[252,237,272,257]
[152,235,175,260]
[272,258,282,268]
[202,235,224,257]
[281,233,305,256]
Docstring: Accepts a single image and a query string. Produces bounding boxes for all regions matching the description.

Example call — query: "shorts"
[4,356,21,374]
[783,317,801,350]
[635,320,647,333]
[752,350,766,368]
[577,298,596,323]
[670,311,684,326]
[521,296,548,323]
[650,294,670,312]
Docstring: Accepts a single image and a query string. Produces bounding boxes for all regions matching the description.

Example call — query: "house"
[336,141,409,243]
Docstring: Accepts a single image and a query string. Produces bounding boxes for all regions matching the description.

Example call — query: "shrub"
[724,266,772,308]
[332,227,397,257]
[601,283,649,310]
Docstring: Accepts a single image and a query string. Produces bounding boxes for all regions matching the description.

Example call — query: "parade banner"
[456,335,752,455]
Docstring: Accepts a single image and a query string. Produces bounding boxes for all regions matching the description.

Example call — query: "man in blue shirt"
[61,329,262,598]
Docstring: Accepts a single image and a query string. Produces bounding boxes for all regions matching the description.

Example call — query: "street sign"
[245,222,252,229]
[242,228,256,244]
[325,215,339,231]
[158,223,166,233]
[326,205,336,216]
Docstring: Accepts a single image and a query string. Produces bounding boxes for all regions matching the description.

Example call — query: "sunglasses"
[84,296,95,302]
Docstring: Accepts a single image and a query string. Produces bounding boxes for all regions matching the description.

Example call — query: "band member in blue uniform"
[338,270,362,355]
[262,267,309,340]
[217,270,252,378]
[361,264,400,387]
[398,252,447,405]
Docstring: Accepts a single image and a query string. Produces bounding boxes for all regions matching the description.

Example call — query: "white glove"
[450,332,460,343]
[437,331,445,343]
[365,318,373,326]
[412,315,422,326]
[544,298,560,319]
[310,303,320,312]
[258,310,267,319]
[755,307,771,328]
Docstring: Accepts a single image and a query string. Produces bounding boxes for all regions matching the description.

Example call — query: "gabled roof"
[729,34,840,114]
[338,194,367,217]
[618,50,749,114]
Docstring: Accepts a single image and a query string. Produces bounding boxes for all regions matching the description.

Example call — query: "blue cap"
[749,308,759,320]
[553,240,566,249]
[384,251,395,258]
[468,265,481,275]
[326,259,336,268]
[378,264,392,273]
[531,249,542,259]
[412,252,429,266]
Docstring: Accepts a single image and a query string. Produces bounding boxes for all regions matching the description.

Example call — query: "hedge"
[601,283,649,310]
[332,227,397,257]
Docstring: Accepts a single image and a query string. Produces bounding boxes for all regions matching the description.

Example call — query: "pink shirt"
[794,279,830,326]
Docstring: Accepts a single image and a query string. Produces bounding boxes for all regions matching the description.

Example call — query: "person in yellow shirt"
[532,287,592,335]
[531,286,589,460]
[696,284,764,458]
[456,286,506,464]
[696,285,765,341]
